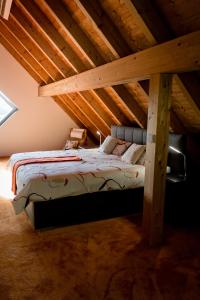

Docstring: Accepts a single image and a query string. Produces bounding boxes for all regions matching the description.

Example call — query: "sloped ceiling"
[0,0,199,141]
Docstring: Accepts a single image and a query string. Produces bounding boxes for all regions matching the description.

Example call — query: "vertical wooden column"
[143,73,172,246]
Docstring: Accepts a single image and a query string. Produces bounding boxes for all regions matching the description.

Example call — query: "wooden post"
[143,73,172,246]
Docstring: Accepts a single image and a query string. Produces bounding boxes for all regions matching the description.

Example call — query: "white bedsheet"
[8,148,145,214]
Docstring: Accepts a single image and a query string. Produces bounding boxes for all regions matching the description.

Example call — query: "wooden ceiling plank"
[75,0,153,128]
[75,0,137,58]
[113,85,146,128]
[0,33,42,84]
[178,72,200,110]
[11,4,113,132]
[75,0,149,126]
[3,16,63,82]
[92,89,129,125]
[10,4,71,78]
[59,95,100,138]
[74,93,110,136]
[170,108,185,133]
[173,75,200,117]
[129,0,172,45]
[13,1,110,135]
[80,90,115,128]
[0,20,50,83]
[42,0,145,127]
[0,33,91,134]
[16,0,129,128]
[44,0,104,67]
[130,0,200,128]
[0,24,99,137]
[68,92,109,136]
[39,31,200,95]
[17,0,86,73]
[74,0,132,57]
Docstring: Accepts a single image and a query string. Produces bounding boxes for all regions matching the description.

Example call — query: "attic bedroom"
[0,0,200,299]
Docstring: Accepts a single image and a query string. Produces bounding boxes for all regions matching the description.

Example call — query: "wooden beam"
[0,33,89,134]
[143,74,172,246]
[0,19,100,139]
[39,31,200,96]
[130,0,200,129]
[40,0,145,127]
[74,0,147,127]
[7,7,110,136]
[16,0,131,126]
[0,20,51,84]
[0,33,43,84]
[0,0,13,19]
[76,0,183,132]
[75,0,131,58]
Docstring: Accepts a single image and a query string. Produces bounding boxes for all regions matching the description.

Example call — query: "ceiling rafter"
[129,0,200,129]
[0,33,42,84]
[40,0,146,128]
[0,17,101,140]
[0,19,50,83]
[11,5,119,131]
[0,0,199,134]
[11,1,113,137]
[75,0,184,132]
[0,30,92,135]
[16,0,130,128]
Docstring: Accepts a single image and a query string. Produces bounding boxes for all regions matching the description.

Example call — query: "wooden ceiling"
[0,0,199,141]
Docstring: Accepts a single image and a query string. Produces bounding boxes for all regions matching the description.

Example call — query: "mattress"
[9,148,145,214]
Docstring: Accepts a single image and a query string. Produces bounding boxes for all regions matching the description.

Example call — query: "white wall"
[0,45,77,156]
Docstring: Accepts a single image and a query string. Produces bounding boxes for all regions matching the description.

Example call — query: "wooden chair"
[69,128,87,146]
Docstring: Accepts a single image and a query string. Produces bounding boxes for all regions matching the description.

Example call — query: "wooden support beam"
[0,20,51,84]
[0,33,89,134]
[40,0,145,127]
[16,0,131,127]
[39,31,200,96]
[0,19,100,139]
[7,6,110,136]
[76,0,183,132]
[75,0,131,58]
[130,0,200,130]
[143,74,172,246]
[0,33,43,84]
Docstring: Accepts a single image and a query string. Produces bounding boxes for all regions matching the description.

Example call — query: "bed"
[9,126,186,229]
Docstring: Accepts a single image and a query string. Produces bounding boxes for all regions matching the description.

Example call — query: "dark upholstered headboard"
[111,125,186,175]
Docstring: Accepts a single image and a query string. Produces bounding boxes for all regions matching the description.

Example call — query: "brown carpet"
[0,158,200,299]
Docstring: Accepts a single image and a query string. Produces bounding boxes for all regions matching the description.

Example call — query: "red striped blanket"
[12,156,82,194]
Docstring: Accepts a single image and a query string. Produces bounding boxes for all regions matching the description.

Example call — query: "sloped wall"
[0,45,77,156]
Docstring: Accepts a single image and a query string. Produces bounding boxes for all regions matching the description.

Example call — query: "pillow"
[121,143,146,164]
[112,141,132,156]
[136,149,146,165]
[64,140,79,150]
[99,135,118,154]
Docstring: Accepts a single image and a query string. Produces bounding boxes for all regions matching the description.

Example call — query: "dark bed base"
[25,188,144,229]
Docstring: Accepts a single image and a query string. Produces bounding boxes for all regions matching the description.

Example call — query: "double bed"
[9,126,185,229]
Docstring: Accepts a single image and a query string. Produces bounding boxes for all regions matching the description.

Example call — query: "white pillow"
[121,143,146,164]
[99,135,118,154]
[136,149,146,165]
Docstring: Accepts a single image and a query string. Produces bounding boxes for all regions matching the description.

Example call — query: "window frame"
[0,91,18,126]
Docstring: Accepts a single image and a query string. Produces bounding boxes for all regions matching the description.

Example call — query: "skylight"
[0,91,18,126]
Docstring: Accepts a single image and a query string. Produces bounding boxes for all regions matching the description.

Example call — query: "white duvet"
[8,148,145,214]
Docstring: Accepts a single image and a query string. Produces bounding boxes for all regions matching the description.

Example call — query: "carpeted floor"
[0,158,200,300]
